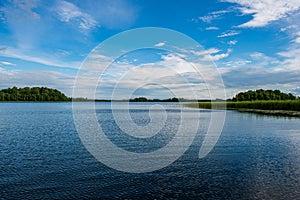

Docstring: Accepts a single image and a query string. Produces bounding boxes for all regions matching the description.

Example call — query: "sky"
[0,0,300,99]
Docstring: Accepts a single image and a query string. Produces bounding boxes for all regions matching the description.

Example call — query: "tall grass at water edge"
[186,100,300,111]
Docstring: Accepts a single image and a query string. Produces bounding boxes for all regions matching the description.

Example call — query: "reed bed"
[186,100,300,111]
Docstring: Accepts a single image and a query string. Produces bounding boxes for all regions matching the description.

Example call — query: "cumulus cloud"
[72,50,226,99]
[222,65,300,88]
[222,0,300,27]
[220,47,300,97]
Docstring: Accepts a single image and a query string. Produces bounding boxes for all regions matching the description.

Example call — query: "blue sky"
[0,0,300,99]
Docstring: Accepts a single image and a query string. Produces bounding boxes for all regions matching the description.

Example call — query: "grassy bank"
[187,100,300,111]
[186,100,300,117]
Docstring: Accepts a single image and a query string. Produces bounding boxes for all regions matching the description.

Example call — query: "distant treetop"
[232,89,297,101]
[129,97,180,102]
[0,86,71,102]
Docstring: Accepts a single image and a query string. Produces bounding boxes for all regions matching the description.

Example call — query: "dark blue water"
[0,102,300,199]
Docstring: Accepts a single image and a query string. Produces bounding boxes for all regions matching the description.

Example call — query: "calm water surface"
[0,102,300,199]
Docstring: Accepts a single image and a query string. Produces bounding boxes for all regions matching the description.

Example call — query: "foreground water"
[0,102,300,199]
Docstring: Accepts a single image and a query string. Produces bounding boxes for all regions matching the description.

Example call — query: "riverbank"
[186,100,300,117]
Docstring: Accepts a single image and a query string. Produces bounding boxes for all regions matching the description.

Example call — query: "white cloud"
[221,65,300,92]
[210,10,230,15]
[228,40,238,45]
[72,50,226,99]
[250,52,280,66]
[55,0,97,31]
[79,0,138,29]
[0,0,43,48]
[222,0,300,27]
[154,42,166,47]
[0,61,15,66]
[0,68,75,96]
[221,59,252,68]
[277,47,300,71]
[281,11,300,42]
[219,46,300,97]
[159,53,198,74]
[199,10,229,23]
[9,42,300,100]
[1,0,40,20]
[208,52,231,61]
[199,15,215,23]
[0,48,228,99]
[75,47,300,99]
[0,47,80,69]
[218,30,240,38]
[206,26,219,30]
[280,25,298,32]
[54,0,138,31]
[190,48,232,61]
[294,32,300,43]
[204,49,232,61]
[191,48,220,56]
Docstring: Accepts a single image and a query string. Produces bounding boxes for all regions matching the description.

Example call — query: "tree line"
[0,86,71,101]
[232,89,298,101]
[1,87,297,102]
[129,97,180,102]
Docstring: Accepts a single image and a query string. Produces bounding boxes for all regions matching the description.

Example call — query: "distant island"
[70,97,183,102]
[129,97,181,102]
[0,87,71,102]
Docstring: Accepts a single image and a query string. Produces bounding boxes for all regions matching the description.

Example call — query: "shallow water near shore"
[1,102,300,199]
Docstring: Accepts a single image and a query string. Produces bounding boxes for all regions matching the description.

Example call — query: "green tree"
[0,86,71,102]
[233,89,297,101]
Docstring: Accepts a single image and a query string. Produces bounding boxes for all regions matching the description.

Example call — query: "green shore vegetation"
[187,89,300,112]
[232,89,297,101]
[0,86,71,102]
[187,100,300,111]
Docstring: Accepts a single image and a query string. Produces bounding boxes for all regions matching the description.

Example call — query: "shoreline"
[185,102,300,118]
[235,108,300,117]
[2,101,300,117]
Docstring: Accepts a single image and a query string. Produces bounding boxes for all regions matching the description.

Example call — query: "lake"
[1,102,300,199]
